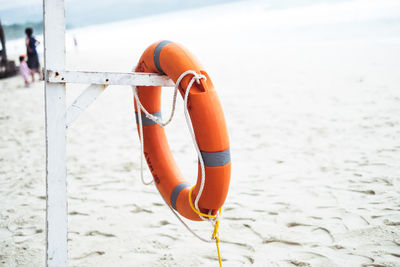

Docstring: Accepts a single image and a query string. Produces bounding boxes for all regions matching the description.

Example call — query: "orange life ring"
[134,41,231,221]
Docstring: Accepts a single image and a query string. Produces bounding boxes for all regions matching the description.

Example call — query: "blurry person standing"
[25,27,42,81]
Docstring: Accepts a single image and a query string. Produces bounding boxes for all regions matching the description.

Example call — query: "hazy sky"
[0,0,205,11]
[0,0,241,25]
[0,0,41,10]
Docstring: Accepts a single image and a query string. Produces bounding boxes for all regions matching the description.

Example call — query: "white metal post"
[43,0,68,265]
[42,0,175,265]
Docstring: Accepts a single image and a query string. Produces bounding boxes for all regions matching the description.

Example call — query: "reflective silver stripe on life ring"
[154,40,171,74]
[170,182,190,210]
[200,148,231,167]
[135,111,162,126]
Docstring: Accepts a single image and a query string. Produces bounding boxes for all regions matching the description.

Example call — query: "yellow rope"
[188,186,223,266]
[212,214,222,267]
[215,236,222,267]
[188,186,217,219]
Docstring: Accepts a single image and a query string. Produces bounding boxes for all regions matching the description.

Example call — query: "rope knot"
[193,73,206,84]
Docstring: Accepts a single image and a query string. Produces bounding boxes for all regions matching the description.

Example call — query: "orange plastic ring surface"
[135,41,231,221]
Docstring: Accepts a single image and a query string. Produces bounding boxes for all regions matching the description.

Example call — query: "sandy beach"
[1,0,400,266]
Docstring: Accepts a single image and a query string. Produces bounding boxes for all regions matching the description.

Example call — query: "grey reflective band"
[135,111,162,126]
[201,148,231,167]
[170,183,190,210]
[153,40,171,74]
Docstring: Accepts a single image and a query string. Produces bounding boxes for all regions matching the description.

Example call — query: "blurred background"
[1,0,400,266]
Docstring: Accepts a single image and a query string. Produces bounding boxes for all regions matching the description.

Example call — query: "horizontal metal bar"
[46,70,175,87]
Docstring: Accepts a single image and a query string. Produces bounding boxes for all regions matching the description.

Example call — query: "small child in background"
[19,55,31,87]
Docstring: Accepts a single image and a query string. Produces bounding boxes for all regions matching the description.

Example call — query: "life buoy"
[134,41,231,221]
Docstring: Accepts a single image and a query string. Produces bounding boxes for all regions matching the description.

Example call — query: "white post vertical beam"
[43,0,67,266]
